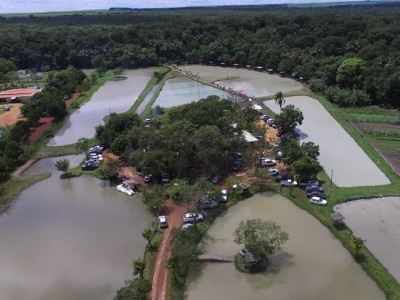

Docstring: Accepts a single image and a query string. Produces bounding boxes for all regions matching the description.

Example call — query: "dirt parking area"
[0,103,24,127]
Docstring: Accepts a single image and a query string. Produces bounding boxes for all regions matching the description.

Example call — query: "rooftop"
[0,88,41,99]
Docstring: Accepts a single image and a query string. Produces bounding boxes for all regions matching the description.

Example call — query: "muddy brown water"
[50,68,155,146]
[264,96,390,187]
[183,65,303,97]
[186,193,384,300]
[0,155,152,300]
[335,196,400,283]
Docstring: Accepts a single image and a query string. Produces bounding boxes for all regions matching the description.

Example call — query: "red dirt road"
[149,200,186,300]
[29,117,54,142]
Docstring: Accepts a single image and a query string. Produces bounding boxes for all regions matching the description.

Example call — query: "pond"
[335,196,400,282]
[182,65,303,97]
[264,96,390,187]
[152,76,226,108]
[0,155,152,300]
[186,193,384,300]
[50,68,155,146]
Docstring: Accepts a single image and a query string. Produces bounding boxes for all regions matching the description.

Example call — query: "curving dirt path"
[149,200,186,300]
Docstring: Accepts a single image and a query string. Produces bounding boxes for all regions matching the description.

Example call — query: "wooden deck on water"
[197,254,235,262]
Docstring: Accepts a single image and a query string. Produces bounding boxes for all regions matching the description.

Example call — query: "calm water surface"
[335,197,400,282]
[50,68,155,145]
[152,76,226,108]
[186,193,384,300]
[0,156,152,300]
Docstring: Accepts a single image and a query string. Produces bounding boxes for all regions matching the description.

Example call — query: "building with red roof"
[0,88,41,102]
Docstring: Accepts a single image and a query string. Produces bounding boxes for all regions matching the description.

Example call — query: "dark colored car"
[82,163,97,171]
[200,199,218,209]
[211,174,223,184]
[232,160,242,171]
[144,174,153,183]
[306,185,324,193]
[161,173,169,183]
[307,191,326,199]
[275,174,293,183]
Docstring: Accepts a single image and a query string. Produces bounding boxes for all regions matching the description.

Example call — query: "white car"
[267,168,279,176]
[183,212,204,223]
[280,179,298,187]
[181,223,193,231]
[221,189,228,202]
[158,215,168,228]
[310,196,327,206]
[260,157,276,167]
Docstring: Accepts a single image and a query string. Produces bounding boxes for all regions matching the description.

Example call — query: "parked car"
[260,157,276,167]
[221,189,228,202]
[259,115,269,122]
[232,160,242,171]
[181,223,193,231]
[266,119,275,126]
[276,128,285,137]
[211,174,223,184]
[3,106,10,111]
[82,162,97,171]
[309,196,328,206]
[299,178,320,188]
[183,212,204,223]
[235,152,243,161]
[239,248,250,257]
[267,168,279,176]
[161,173,170,183]
[306,185,324,193]
[200,199,218,209]
[275,174,293,183]
[144,174,153,183]
[280,179,298,187]
[158,215,168,228]
[307,191,326,199]
[233,183,250,191]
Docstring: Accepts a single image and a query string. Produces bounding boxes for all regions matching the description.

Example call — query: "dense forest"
[1,3,400,107]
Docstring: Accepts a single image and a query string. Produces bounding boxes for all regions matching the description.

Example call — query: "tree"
[132,257,146,279]
[275,104,303,132]
[98,158,119,180]
[76,137,90,158]
[292,156,322,180]
[300,141,320,160]
[234,219,289,256]
[142,227,154,248]
[142,185,165,215]
[336,57,365,89]
[273,91,286,111]
[114,278,151,300]
[54,157,70,174]
[351,237,364,256]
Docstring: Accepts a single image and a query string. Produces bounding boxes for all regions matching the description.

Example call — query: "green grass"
[0,9,111,17]
[346,113,400,125]
[144,229,164,281]
[127,66,170,116]
[341,105,397,116]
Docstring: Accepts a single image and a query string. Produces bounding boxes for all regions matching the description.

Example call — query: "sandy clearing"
[0,103,24,127]
[264,96,390,187]
[334,197,400,282]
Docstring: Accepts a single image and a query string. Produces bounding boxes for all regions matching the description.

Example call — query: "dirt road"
[149,200,186,300]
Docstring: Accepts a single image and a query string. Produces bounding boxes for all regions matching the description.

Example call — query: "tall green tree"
[275,105,303,132]
[76,137,90,157]
[273,91,286,111]
[142,227,154,248]
[351,237,364,257]
[234,219,289,256]
[132,258,146,279]
[114,278,151,300]
[54,158,70,174]
[292,156,322,180]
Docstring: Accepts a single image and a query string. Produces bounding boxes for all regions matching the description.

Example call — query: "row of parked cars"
[81,145,105,171]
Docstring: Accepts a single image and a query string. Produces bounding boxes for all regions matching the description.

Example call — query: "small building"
[244,252,262,272]
[0,88,41,103]
[331,211,345,227]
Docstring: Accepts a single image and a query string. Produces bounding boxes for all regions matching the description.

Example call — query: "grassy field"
[0,9,111,17]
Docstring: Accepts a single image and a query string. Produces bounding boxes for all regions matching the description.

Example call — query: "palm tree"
[351,237,364,256]
[133,257,146,279]
[142,227,154,248]
[273,91,286,111]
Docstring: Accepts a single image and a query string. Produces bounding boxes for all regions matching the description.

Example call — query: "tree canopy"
[234,218,289,256]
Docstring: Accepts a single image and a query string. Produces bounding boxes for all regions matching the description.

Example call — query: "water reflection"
[51,68,155,146]
[186,193,384,300]
[0,156,152,300]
